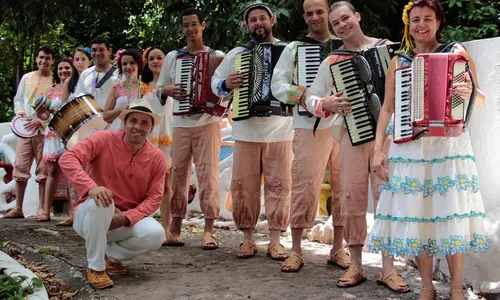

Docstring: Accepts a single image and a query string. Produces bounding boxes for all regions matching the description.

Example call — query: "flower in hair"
[142,47,151,66]
[402,2,414,25]
[84,47,91,55]
[402,2,415,51]
[114,48,126,66]
[65,57,73,64]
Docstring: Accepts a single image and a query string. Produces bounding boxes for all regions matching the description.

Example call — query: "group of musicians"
[4,0,488,298]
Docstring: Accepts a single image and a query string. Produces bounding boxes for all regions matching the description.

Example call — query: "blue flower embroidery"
[471,175,480,193]
[472,233,489,252]
[455,175,472,192]
[406,238,423,256]
[368,233,488,257]
[435,176,456,195]
[449,235,469,255]
[402,177,424,195]
[423,180,434,198]
[391,176,403,192]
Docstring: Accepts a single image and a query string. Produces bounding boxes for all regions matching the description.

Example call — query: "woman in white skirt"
[370,1,488,299]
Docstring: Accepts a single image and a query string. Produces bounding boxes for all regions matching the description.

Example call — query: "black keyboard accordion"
[231,42,292,121]
[296,38,344,116]
[328,42,400,146]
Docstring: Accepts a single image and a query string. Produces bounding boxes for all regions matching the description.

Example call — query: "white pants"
[73,198,166,271]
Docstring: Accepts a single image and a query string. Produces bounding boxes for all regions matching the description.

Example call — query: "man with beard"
[75,37,118,109]
[271,0,349,272]
[3,45,55,220]
[157,8,224,250]
[59,98,167,289]
[305,1,409,291]
[211,2,292,261]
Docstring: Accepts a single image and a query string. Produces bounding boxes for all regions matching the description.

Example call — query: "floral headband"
[114,48,126,66]
[402,2,415,51]
[142,47,151,66]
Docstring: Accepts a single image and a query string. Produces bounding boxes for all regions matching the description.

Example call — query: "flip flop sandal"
[281,252,304,273]
[201,232,218,250]
[336,266,367,288]
[237,240,257,259]
[163,234,185,246]
[327,248,351,270]
[267,243,288,261]
[376,269,410,293]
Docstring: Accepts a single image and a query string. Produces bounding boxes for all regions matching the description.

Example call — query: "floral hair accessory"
[142,47,151,66]
[114,48,126,66]
[65,56,73,64]
[402,2,415,51]
[83,47,91,55]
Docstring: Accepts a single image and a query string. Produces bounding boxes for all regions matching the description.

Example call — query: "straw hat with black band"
[118,98,161,126]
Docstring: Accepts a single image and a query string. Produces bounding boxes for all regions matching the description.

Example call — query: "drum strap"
[95,67,117,89]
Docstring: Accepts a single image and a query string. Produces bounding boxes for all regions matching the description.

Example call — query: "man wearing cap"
[211,2,292,260]
[271,0,349,273]
[59,98,168,289]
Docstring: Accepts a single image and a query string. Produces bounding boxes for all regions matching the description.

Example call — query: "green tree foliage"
[0,0,498,122]
[442,0,500,42]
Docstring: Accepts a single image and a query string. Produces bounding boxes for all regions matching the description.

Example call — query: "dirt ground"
[0,217,464,300]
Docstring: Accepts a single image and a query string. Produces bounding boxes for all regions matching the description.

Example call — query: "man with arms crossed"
[271,0,349,272]
[59,98,167,289]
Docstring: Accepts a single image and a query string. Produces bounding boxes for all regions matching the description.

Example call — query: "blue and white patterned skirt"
[368,130,489,257]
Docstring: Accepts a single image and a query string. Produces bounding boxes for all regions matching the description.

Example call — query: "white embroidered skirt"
[368,130,489,257]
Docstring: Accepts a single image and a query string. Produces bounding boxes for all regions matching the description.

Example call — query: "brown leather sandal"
[377,269,410,293]
[281,251,304,273]
[237,240,257,259]
[3,207,24,219]
[162,233,185,246]
[266,242,288,261]
[327,248,351,269]
[55,215,74,226]
[336,266,367,288]
[201,232,218,250]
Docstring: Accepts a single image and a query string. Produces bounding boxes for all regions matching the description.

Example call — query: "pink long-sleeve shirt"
[59,130,168,226]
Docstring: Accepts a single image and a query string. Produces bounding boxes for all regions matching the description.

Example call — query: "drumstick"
[128,77,133,106]
[137,75,142,100]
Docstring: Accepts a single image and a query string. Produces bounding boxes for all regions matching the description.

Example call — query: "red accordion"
[174,50,226,117]
[393,53,475,143]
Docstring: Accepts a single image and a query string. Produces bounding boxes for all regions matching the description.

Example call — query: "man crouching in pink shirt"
[59,98,168,289]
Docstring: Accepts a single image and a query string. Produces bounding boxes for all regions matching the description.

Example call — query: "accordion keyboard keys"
[394,68,412,141]
[232,52,252,120]
[297,45,323,116]
[330,59,376,146]
[174,57,194,115]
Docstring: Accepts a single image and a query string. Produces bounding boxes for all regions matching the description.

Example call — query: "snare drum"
[10,116,39,139]
[48,94,107,149]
